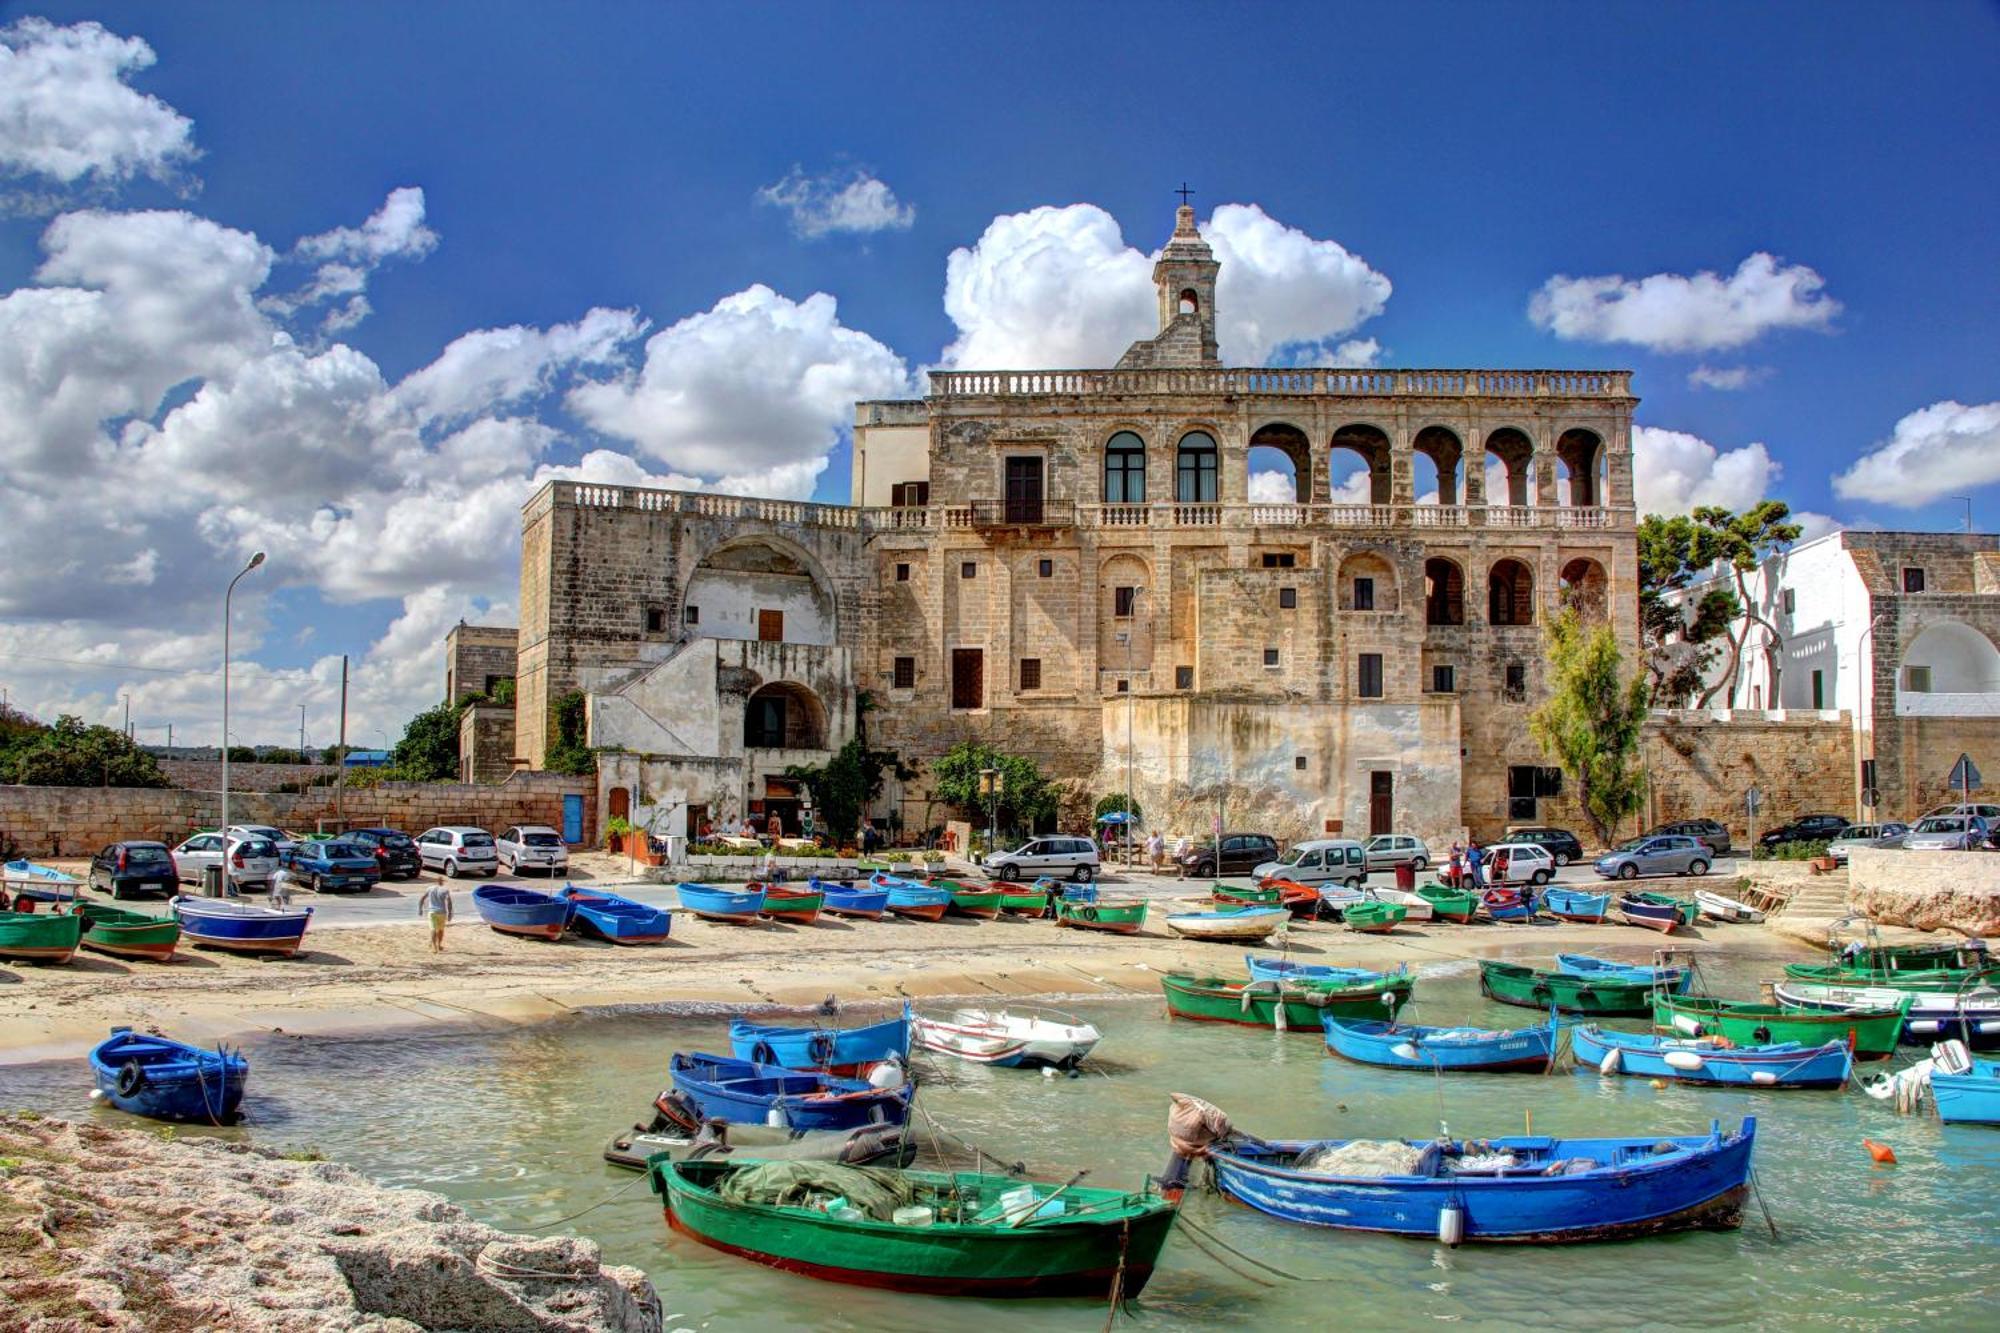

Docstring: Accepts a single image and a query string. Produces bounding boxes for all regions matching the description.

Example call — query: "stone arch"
[1555,428,1606,507]
[1559,556,1610,623]
[1488,557,1535,626]
[1330,422,1393,506]
[1098,553,1154,673]
[1425,556,1466,626]
[1247,421,1311,503]
[1903,621,2000,693]
[1174,430,1220,504]
[1178,288,1200,315]
[743,681,828,750]
[1337,549,1400,613]
[1102,428,1148,505]
[686,534,837,645]
[1484,428,1534,507]
[1413,425,1465,506]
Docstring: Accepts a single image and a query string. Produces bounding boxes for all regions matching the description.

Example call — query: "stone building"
[445,622,519,704]
[513,205,1641,845]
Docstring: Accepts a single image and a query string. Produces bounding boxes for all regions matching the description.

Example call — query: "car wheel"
[1689,860,1709,877]
[1072,865,1095,883]
[444,859,459,879]
[311,874,325,893]
[1531,869,1551,886]
[1618,863,1638,881]
[1553,852,1571,867]
[1410,856,1428,872]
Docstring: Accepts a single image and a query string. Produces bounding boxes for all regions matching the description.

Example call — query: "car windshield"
[1612,838,1648,853]
[322,842,365,858]
[1915,818,1963,833]
[1275,847,1307,865]
[125,846,170,864]
[238,840,275,858]
[523,832,562,847]
[379,833,413,848]
[462,833,495,848]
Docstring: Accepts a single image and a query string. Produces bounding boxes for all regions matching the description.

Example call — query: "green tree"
[928,742,1058,839]
[1529,609,1651,848]
[7,715,170,788]
[390,700,465,781]
[787,739,914,844]
[1691,502,1805,707]
[1637,514,1740,706]
[543,691,594,776]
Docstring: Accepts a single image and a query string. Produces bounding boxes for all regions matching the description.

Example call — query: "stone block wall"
[155,760,331,792]
[1848,846,2000,936]
[458,705,518,785]
[444,624,519,704]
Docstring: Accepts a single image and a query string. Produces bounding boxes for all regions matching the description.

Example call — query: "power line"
[0,650,225,677]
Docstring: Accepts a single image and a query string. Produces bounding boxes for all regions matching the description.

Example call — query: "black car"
[341,827,423,880]
[1505,827,1585,866]
[1176,832,1280,879]
[1646,819,1732,856]
[1758,813,1850,849]
[88,841,178,899]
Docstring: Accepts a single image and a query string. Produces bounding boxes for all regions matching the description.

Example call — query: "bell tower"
[1118,197,1221,369]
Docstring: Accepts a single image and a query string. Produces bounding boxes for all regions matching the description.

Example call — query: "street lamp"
[1857,611,1889,815]
[1124,587,1147,868]
[220,552,266,845]
[978,766,1001,863]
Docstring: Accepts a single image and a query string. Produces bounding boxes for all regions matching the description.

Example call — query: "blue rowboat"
[880,879,952,921]
[1245,955,1404,986]
[1931,1057,2000,1125]
[1481,888,1538,923]
[729,1004,912,1075]
[1322,1016,1558,1072]
[677,882,767,924]
[1618,892,1699,934]
[815,878,889,920]
[1556,953,1691,994]
[89,1026,247,1123]
[1178,1110,1756,1243]
[1572,1026,1853,1089]
[556,886,671,944]
[3,859,81,905]
[471,884,573,940]
[1542,888,1611,923]
[669,1052,912,1131]
[171,895,312,956]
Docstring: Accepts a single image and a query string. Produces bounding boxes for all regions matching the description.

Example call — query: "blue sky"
[1,3,1996,745]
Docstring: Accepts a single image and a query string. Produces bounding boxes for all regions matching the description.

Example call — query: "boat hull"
[912,1011,1100,1069]
[1931,1062,2000,1124]
[677,884,768,923]
[883,881,952,921]
[0,910,84,964]
[1618,894,1698,934]
[1773,981,2000,1048]
[942,884,1005,919]
[996,889,1050,915]
[729,1009,911,1073]
[1165,909,1288,942]
[1415,886,1479,923]
[1323,1017,1556,1072]
[1542,889,1611,923]
[1344,902,1407,934]
[559,888,673,944]
[1162,973,1411,1031]
[756,886,826,924]
[1053,900,1145,933]
[78,905,180,962]
[1554,954,1690,993]
[1654,994,1904,1061]
[89,1029,247,1123]
[670,1054,910,1131]
[472,885,573,939]
[1479,961,1653,1015]
[1572,1026,1853,1089]
[172,898,312,956]
[818,883,889,920]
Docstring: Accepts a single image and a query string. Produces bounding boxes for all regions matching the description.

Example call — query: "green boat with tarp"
[938,880,1006,920]
[1782,961,2000,993]
[77,902,181,962]
[1162,971,1412,1031]
[0,909,84,964]
[1653,992,1907,1061]
[1478,960,1653,1015]
[650,1157,1179,1298]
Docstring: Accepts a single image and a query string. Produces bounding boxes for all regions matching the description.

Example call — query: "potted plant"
[604,815,634,854]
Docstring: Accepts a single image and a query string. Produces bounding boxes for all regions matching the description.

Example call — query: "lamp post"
[1124,586,1147,869]
[978,766,1000,863]
[1857,611,1889,816]
[220,552,266,844]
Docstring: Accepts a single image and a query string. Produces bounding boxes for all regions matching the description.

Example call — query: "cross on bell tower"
[1116,193,1222,368]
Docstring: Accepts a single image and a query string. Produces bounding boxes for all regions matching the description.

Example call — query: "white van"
[1252,839,1368,889]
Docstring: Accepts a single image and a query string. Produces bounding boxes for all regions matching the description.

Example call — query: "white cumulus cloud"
[1687,364,1770,391]
[1832,400,2000,507]
[0,18,197,200]
[1530,253,1840,353]
[265,186,440,332]
[1632,425,1780,515]
[757,166,915,239]
[1204,203,1391,365]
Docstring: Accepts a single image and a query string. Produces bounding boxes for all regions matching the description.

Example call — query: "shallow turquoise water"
[6,945,1997,1330]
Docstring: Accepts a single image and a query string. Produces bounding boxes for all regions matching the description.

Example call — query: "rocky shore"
[0,1113,661,1332]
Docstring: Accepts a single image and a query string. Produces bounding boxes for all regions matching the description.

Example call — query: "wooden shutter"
[951,649,984,709]
[757,610,783,642]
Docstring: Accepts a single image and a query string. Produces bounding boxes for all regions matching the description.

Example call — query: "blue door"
[562,794,585,845]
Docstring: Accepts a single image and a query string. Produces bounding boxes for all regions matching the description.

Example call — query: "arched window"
[1176,432,1218,503]
[1488,559,1535,626]
[1104,431,1147,504]
[1425,558,1465,626]
[1179,288,1199,315]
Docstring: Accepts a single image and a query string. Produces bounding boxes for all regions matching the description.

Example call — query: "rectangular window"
[1354,577,1375,612]
[1004,456,1045,524]
[1261,552,1296,569]
[891,480,930,507]
[644,606,666,634]
[951,648,984,710]
[1905,665,1932,693]
[1279,587,1297,609]
[1114,586,1137,617]
[1781,587,1796,614]
[1038,558,1053,578]
[1536,767,1563,797]
[892,656,915,690]
[1508,765,1539,820]
[1902,566,1925,593]
[1358,653,1384,698]
[1811,668,1825,709]
[1295,755,1308,771]
[961,561,976,579]
[1431,664,1456,693]
[1504,662,1526,700]
[1263,647,1280,668]
[895,563,910,582]
[684,604,699,625]
[1115,678,1129,693]
[1175,666,1194,690]
[1019,658,1041,691]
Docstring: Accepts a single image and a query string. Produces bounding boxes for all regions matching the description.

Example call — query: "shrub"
[1752,839,1831,862]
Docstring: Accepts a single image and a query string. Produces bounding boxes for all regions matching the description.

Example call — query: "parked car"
[338,827,422,880]
[1503,827,1585,866]
[1826,823,1910,863]
[226,823,297,856]
[87,841,178,899]
[1922,803,2000,822]
[415,826,499,878]
[1644,819,1732,857]
[986,836,1100,883]
[1594,834,1712,880]
[286,839,382,893]
[1903,815,1990,852]
[1480,841,1556,887]
[172,833,281,891]
[1360,834,1431,874]
[497,825,571,876]
[1757,814,1850,850]
[1175,833,1281,880]
[1253,839,1368,889]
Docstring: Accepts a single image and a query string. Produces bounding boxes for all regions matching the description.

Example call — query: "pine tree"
[1529,609,1651,847]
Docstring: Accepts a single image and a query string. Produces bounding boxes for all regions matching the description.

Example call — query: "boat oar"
[1004,1169,1089,1228]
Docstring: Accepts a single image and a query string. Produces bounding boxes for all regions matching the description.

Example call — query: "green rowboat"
[1779,961,1998,994]
[1653,992,1906,1061]
[1478,960,1653,1015]
[77,902,180,962]
[1823,940,1989,972]
[997,887,1050,915]
[1212,882,1281,906]
[1343,900,1407,934]
[1416,884,1479,923]
[0,909,84,964]
[650,1157,1179,1298]
[940,881,1005,919]
[1162,972,1411,1031]
[1053,899,1146,934]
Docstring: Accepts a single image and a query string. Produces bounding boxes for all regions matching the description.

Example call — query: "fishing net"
[716,1161,919,1220]
[1294,1140,1426,1178]
[1168,1093,1233,1157]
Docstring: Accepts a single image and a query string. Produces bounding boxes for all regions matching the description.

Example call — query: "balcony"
[927,367,1634,400]
[941,500,1076,529]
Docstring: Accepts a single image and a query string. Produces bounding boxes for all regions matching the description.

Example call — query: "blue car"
[283,839,382,894]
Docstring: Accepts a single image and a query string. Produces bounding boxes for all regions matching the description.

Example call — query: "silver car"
[1593,834,1712,880]
[497,825,569,876]
[416,826,500,877]
[173,832,280,890]
[1361,834,1431,874]
[986,836,1100,883]
[1903,815,1989,852]
[1826,823,1909,863]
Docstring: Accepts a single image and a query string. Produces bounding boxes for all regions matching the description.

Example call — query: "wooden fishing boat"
[1826,939,1988,972]
[1244,956,1405,986]
[995,886,1050,916]
[1694,889,1764,924]
[911,1006,1101,1069]
[650,1157,1179,1297]
[1782,960,1998,993]
[1653,992,1906,1061]
[756,884,826,925]
[170,896,312,956]
[941,880,1005,919]
[1164,906,1288,943]
[1052,898,1146,934]
[1773,980,2000,1049]
[816,879,890,920]
[669,1053,911,1131]
[1416,883,1479,924]
[1555,953,1689,993]
[1344,900,1407,934]
[2,859,83,905]
[729,1006,911,1074]
[76,902,180,962]
[471,884,573,940]
[1478,960,1652,1015]
[1542,887,1611,923]
[882,879,952,922]
[605,1108,912,1172]
[1480,887,1537,923]
[1574,1025,1853,1089]
[1322,1016,1557,1072]
[1370,886,1435,921]
[1618,891,1699,934]
[89,1027,246,1123]
[1315,881,1370,917]
[1172,1103,1756,1243]
[1932,1054,2000,1125]
[1161,972,1411,1031]
[676,882,768,924]
[1219,879,1321,917]
[0,908,84,963]
[557,886,672,944]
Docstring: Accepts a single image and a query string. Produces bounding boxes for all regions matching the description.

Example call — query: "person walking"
[419,876,453,953]
[1146,829,1166,873]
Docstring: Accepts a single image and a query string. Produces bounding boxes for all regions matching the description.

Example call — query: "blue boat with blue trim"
[871,875,952,921]
[669,1052,912,1131]
[1932,1055,2000,1125]
[171,895,313,956]
[471,884,573,940]
[676,882,768,924]
[1322,1016,1558,1072]
[815,879,890,920]
[89,1026,247,1123]
[1572,1026,1853,1089]
[1556,953,1690,993]
[1542,887,1612,923]
[557,885,671,944]
[729,1004,912,1075]
[1245,955,1404,987]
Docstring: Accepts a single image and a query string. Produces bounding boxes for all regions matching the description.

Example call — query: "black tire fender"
[115,1061,145,1098]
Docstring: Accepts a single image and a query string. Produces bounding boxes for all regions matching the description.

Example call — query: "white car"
[226,823,296,856]
[1476,841,1556,887]
[1252,839,1367,889]
[985,836,1100,883]
[497,825,569,876]
[416,826,500,878]
[172,832,281,890]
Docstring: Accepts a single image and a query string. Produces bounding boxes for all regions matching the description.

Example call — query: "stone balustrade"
[928,366,1633,400]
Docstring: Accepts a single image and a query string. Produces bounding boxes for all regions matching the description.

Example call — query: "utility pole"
[166,723,172,749]
[122,694,131,739]
[298,703,307,755]
[334,655,349,828]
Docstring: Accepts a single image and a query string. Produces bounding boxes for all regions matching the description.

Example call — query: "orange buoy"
[1863,1138,1897,1165]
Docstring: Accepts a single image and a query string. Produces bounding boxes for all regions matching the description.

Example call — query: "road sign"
[1745,787,1762,814]
[1949,754,1982,790]
[1860,786,1881,809]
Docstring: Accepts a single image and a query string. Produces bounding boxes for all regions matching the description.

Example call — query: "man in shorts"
[418,876,454,953]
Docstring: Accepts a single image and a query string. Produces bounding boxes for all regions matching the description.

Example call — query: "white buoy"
[1598,1048,1621,1075]
[1392,1043,1420,1061]
[1750,1071,1779,1085]
[87,1088,103,1101]
[1438,1203,1465,1246]
[1663,1050,1706,1072]
[1671,1015,1703,1036]
[1042,1066,1057,1079]
[867,1055,905,1089]
[766,1105,788,1128]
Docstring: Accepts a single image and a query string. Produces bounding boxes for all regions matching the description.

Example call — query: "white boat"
[1165,907,1288,942]
[1775,980,2000,1041]
[911,1007,1102,1070]
[1316,882,1370,914]
[1368,886,1435,921]
[1694,889,1764,924]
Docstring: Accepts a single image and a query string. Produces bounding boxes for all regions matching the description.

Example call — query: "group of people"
[1115,829,1191,873]
[1445,840,1502,889]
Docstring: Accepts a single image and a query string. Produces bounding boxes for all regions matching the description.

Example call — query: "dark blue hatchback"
[286,840,382,893]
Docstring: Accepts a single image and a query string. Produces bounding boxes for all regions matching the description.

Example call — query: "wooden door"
[1004,457,1044,524]
[757,609,783,642]
[1368,771,1393,837]
[951,648,984,709]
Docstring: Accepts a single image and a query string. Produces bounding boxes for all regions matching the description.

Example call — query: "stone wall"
[457,704,518,784]
[0,772,593,858]
[156,759,332,792]
[444,623,519,704]
[1848,846,2000,936]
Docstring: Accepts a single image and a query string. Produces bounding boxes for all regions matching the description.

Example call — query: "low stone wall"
[156,759,332,792]
[1848,846,2000,936]
[0,772,594,857]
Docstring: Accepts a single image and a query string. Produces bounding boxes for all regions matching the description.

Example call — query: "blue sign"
[1949,754,1982,790]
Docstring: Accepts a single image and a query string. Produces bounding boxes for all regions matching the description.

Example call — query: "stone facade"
[444,622,519,704]
[457,704,518,784]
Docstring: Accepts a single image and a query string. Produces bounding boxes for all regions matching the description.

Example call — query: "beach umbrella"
[1097,811,1138,825]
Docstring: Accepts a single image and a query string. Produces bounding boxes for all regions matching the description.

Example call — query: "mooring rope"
[521,1168,654,1229]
